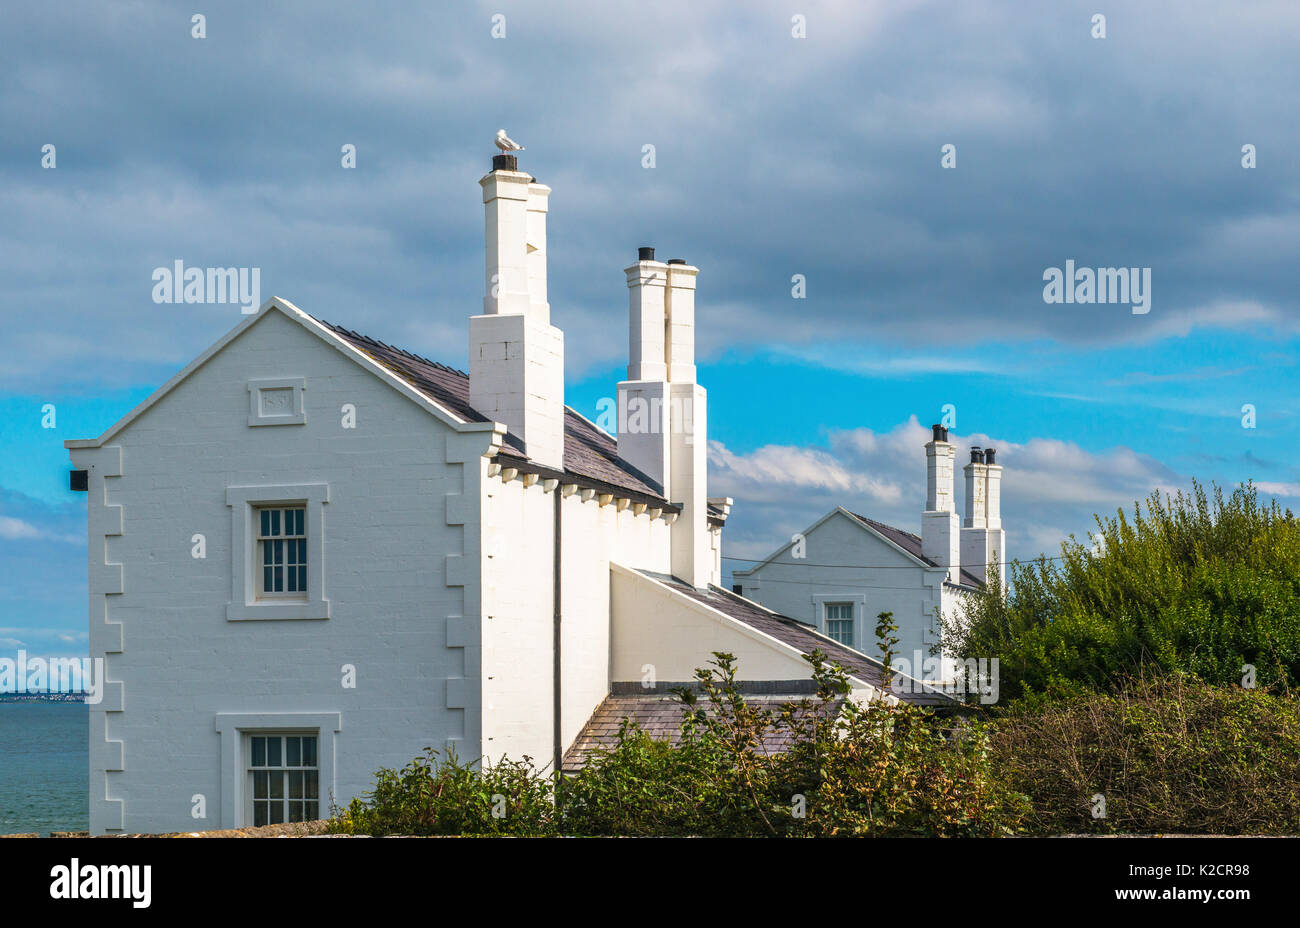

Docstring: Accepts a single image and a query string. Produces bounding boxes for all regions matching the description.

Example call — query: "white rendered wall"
[70,309,493,834]
[732,511,955,682]
[610,567,815,684]
[479,475,673,767]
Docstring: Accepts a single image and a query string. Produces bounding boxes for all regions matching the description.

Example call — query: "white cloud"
[712,417,1183,566]
[0,516,41,540]
[1256,481,1300,499]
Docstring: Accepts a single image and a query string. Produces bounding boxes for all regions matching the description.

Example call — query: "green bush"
[328,748,554,836]
[330,651,1026,838]
[989,675,1300,835]
[784,701,1027,837]
[948,481,1300,701]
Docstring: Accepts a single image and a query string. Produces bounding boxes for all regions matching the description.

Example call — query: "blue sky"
[3,0,1298,659]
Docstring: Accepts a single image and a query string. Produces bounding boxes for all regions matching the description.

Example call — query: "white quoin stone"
[470,162,565,470]
[665,263,699,383]
[922,436,960,580]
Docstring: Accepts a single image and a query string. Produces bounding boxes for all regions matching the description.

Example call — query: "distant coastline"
[0,692,86,703]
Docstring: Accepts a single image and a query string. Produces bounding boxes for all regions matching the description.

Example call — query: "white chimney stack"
[469,153,566,470]
[617,248,710,588]
[617,248,671,492]
[984,448,1006,583]
[959,445,1007,586]
[921,424,960,582]
[961,447,989,584]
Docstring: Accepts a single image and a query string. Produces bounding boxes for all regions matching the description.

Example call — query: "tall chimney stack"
[960,446,989,583]
[617,248,710,587]
[921,425,960,582]
[983,448,1006,583]
[617,247,671,491]
[664,259,708,587]
[958,443,1007,587]
[469,154,565,470]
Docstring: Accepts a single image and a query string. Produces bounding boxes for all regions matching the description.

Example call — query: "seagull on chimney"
[495,129,525,153]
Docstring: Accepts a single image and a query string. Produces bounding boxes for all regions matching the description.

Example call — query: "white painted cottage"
[731,426,1006,682]
[67,150,946,835]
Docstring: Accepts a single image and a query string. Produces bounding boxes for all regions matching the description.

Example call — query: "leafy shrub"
[989,675,1300,835]
[559,651,1025,837]
[328,748,554,836]
[785,701,1027,837]
[330,651,1024,837]
[948,481,1300,701]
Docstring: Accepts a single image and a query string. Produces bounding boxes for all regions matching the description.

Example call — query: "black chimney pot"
[984,448,996,465]
[492,153,518,172]
[931,424,948,442]
[667,258,686,265]
[970,447,984,463]
[638,246,655,261]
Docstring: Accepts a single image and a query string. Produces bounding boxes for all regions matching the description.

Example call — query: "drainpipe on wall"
[552,486,562,774]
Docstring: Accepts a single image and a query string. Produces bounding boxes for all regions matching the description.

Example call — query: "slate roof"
[562,692,845,772]
[847,512,985,589]
[320,321,666,501]
[636,571,955,707]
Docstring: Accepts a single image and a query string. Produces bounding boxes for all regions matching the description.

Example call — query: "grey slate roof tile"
[636,571,955,707]
[847,512,985,589]
[562,692,844,771]
[319,320,664,500]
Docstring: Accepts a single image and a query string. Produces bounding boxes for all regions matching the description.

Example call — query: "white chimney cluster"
[961,445,1004,585]
[467,153,714,588]
[921,425,1006,587]
[617,248,711,588]
[469,154,566,470]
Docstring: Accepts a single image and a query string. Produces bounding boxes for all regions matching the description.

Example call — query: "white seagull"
[495,129,525,153]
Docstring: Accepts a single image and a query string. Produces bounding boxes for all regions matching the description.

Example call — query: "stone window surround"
[811,592,868,642]
[214,712,341,829]
[226,483,329,621]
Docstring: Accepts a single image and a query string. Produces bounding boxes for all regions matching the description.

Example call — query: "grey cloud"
[3,0,1298,392]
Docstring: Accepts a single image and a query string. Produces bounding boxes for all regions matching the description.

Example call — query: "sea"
[0,700,88,835]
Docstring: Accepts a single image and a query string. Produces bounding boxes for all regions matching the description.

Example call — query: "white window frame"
[823,601,856,647]
[247,377,307,427]
[215,712,341,829]
[227,484,329,621]
[245,731,322,827]
[255,505,308,600]
[811,592,869,650]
